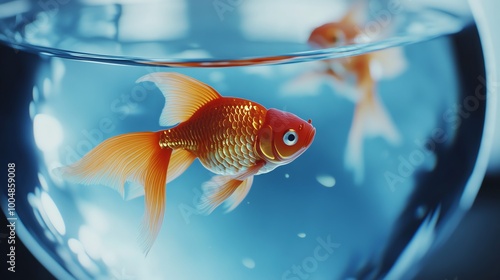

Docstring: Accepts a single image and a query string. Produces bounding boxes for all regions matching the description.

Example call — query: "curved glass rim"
[0,0,471,67]
[0,26,464,67]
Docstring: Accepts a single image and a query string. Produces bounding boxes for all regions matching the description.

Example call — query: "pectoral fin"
[198,162,264,214]
[223,176,253,213]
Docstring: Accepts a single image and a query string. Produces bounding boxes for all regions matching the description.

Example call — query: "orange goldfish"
[304,4,405,183]
[58,73,315,253]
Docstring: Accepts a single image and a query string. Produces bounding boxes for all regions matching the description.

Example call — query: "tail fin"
[344,89,400,184]
[57,132,172,254]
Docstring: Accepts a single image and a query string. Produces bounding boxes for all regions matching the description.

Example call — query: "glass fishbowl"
[0,0,493,279]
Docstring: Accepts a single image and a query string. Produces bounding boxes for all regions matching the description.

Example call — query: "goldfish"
[57,72,315,254]
[292,3,406,183]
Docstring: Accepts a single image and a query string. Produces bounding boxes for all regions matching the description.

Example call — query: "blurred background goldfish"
[284,2,407,183]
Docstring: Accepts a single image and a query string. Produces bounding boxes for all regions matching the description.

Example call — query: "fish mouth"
[306,127,316,146]
[292,127,315,159]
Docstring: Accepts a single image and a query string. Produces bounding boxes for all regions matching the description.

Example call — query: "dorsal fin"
[340,1,366,26]
[137,73,221,126]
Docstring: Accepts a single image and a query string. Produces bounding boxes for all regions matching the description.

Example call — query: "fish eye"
[332,30,346,45]
[283,130,298,146]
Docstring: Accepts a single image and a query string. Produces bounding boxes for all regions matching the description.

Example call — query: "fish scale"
[160,98,267,176]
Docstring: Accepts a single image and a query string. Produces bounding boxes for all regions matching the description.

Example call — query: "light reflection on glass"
[40,191,66,235]
[119,1,188,41]
[33,114,64,151]
[241,0,347,42]
[38,172,49,191]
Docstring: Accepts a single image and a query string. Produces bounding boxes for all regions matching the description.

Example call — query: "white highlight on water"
[316,174,336,188]
[209,71,225,83]
[242,258,256,269]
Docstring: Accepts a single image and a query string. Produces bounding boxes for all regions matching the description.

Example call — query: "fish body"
[305,4,405,183]
[159,97,267,175]
[58,73,315,253]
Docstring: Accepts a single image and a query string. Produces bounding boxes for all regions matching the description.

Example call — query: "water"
[0,1,491,280]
